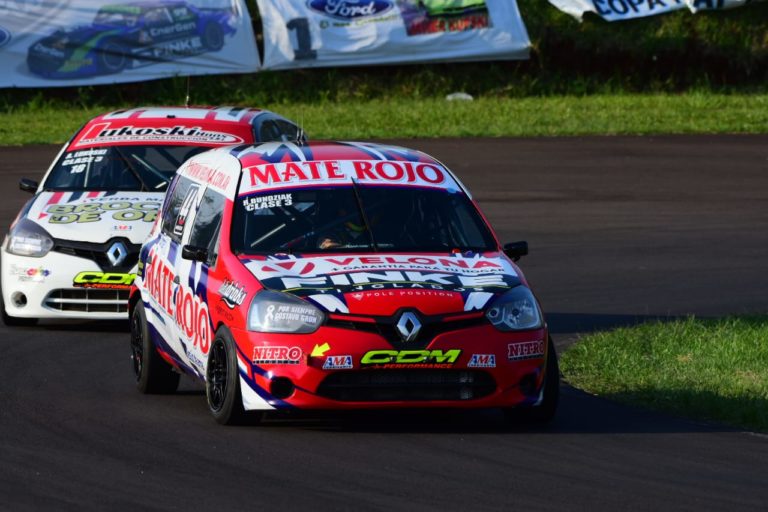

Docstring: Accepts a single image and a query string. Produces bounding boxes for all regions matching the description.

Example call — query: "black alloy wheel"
[205,328,249,425]
[131,301,179,394]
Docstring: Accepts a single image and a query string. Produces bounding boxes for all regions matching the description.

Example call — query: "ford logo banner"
[306,0,394,20]
[0,26,11,48]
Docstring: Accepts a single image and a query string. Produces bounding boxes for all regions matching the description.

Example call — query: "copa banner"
[549,0,762,21]
[257,0,530,70]
[0,0,259,87]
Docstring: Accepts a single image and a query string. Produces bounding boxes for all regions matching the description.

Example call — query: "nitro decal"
[252,346,302,364]
[360,349,461,369]
[143,248,212,355]
[307,0,394,20]
[219,280,247,309]
[61,148,107,174]
[74,123,245,148]
[323,355,353,370]
[507,341,545,361]
[243,193,293,211]
[240,160,456,194]
[42,199,160,224]
[468,354,496,368]
[73,271,136,290]
[244,254,520,293]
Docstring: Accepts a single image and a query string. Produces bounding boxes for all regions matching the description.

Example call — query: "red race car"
[129,141,558,424]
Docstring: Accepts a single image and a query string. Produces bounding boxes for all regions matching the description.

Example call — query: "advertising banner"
[0,0,260,88]
[257,0,530,70]
[549,0,760,21]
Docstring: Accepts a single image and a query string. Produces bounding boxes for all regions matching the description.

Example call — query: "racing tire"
[206,327,248,425]
[503,336,560,425]
[202,23,225,52]
[131,301,180,394]
[97,39,129,75]
[0,275,37,327]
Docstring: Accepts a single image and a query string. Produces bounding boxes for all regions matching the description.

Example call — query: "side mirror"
[181,245,208,262]
[503,241,528,262]
[19,178,39,194]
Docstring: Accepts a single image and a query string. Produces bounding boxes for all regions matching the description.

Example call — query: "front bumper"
[2,249,133,320]
[228,322,549,411]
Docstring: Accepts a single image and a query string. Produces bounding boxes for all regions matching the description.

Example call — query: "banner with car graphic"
[256,0,530,70]
[0,0,259,87]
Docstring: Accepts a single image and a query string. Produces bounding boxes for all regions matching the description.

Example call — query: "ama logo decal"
[306,0,393,20]
[0,26,11,48]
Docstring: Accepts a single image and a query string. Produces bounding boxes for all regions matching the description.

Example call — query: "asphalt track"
[1,136,767,511]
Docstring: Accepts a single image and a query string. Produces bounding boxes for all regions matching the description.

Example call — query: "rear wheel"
[130,301,179,394]
[504,336,559,424]
[206,328,247,425]
[97,39,128,74]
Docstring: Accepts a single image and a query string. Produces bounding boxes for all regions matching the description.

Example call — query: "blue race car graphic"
[27,1,237,79]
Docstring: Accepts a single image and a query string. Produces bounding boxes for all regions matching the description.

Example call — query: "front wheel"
[206,328,247,425]
[130,301,179,394]
[97,39,129,74]
[504,336,560,424]
[202,23,225,52]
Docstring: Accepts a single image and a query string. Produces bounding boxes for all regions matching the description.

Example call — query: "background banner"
[257,0,530,70]
[0,0,259,88]
[549,0,760,21]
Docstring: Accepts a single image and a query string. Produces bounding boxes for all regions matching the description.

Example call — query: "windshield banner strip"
[239,160,459,195]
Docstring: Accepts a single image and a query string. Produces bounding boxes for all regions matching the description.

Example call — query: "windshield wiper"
[350,177,379,252]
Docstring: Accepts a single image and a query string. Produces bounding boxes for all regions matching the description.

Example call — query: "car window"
[188,187,225,264]
[43,145,209,192]
[161,176,199,243]
[258,120,303,143]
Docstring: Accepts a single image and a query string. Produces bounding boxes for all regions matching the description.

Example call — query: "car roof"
[68,106,269,150]
[175,141,470,200]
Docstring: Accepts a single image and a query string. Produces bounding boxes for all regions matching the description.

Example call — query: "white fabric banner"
[257,0,530,70]
[0,0,259,87]
[549,0,759,21]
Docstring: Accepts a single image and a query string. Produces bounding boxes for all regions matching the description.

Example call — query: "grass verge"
[3,93,768,145]
[560,316,768,432]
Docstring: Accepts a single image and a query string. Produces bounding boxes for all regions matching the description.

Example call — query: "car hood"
[241,253,522,316]
[27,191,162,244]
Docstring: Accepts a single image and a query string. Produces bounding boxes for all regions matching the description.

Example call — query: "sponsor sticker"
[252,346,302,364]
[307,0,394,20]
[360,349,461,368]
[10,265,51,282]
[112,224,133,232]
[242,193,293,211]
[507,341,545,361]
[323,355,354,370]
[218,279,247,309]
[44,200,160,224]
[468,354,496,368]
[73,271,136,290]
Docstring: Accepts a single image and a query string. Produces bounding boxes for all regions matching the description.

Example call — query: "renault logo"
[106,241,128,267]
[396,312,421,342]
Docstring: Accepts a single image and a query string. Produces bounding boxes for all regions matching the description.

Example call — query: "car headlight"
[247,290,324,333]
[6,218,55,258]
[486,286,543,331]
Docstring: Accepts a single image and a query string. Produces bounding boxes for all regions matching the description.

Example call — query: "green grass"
[560,316,768,432]
[3,93,768,145]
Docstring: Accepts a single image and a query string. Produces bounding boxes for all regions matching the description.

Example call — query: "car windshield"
[94,11,139,26]
[231,186,497,254]
[44,145,209,192]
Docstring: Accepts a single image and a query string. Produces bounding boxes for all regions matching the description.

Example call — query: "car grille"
[325,313,487,349]
[316,370,496,402]
[52,237,141,273]
[44,288,130,313]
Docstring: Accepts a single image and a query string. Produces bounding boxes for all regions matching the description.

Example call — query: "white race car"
[1,106,305,325]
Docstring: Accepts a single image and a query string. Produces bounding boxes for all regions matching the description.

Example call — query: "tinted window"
[161,176,199,243]
[258,120,302,143]
[44,145,208,192]
[231,186,496,254]
[189,188,225,263]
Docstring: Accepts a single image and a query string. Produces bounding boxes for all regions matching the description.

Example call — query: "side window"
[276,120,302,141]
[161,176,199,243]
[188,187,226,265]
[259,120,282,142]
